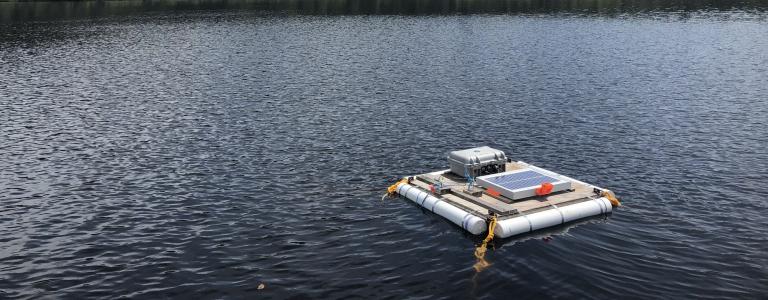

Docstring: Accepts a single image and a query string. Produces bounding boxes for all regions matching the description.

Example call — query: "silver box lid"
[447,146,506,165]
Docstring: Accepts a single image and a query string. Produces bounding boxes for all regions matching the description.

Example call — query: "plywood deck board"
[409,162,600,218]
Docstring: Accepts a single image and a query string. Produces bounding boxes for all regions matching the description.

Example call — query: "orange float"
[486,187,501,197]
[535,182,554,196]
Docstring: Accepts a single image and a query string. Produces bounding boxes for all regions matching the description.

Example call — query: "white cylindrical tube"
[559,197,612,223]
[528,209,563,231]
[397,183,487,235]
[494,197,612,238]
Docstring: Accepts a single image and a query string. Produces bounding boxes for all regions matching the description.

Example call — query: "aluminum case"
[447,146,507,178]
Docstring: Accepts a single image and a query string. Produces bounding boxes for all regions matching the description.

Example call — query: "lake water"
[1,1,767,299]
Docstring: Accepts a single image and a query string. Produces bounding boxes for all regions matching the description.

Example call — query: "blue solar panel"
[485,170,559,190]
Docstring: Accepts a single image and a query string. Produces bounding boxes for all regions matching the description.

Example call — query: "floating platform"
[390,150,620,239]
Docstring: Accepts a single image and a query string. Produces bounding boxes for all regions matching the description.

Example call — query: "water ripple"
[2,9,768,300]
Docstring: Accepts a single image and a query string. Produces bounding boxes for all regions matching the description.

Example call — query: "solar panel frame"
[477,168,572,200]
[484,170,560,190]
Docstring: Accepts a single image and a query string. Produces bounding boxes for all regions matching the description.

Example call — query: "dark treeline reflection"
[2,0,768,22]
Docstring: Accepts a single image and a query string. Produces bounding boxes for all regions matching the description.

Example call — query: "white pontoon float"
[387,146,620,239]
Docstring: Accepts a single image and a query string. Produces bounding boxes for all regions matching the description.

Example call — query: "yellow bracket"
[387,178,409,195]
[601,190,621,207]
[382,178,408,201]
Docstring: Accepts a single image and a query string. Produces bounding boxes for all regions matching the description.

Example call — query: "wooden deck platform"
[409,162,600,220]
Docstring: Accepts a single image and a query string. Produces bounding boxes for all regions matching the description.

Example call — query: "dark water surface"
[2,1,768,299]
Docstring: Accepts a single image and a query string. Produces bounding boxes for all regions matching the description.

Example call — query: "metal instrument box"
[447,146,507,178]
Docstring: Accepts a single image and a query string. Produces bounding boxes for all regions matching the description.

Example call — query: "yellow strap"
[601,189,621,207]
[473,216,497,273]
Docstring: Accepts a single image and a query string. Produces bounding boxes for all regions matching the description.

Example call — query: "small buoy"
[257,283,265,290]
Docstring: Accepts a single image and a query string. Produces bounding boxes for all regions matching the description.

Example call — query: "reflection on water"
[2,0,768,23]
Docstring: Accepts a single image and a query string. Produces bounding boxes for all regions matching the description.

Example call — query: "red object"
[536,182,554,196]
[486,187,501,197]
[429,184,436,194]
